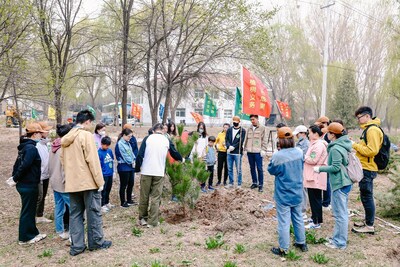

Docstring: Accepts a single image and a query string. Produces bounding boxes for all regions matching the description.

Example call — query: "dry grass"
[0,126,399,267]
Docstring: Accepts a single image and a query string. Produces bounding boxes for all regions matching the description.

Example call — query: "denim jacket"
[268,147,304,206]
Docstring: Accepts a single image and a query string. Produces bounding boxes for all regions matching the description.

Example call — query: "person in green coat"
[313,122,353,250]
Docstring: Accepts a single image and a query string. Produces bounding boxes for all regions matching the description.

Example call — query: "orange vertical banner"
[275,100,292,120]
[241,66,272,118]
[190,112,204,124]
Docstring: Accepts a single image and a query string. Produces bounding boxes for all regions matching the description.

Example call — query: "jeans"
[17,184,40,242]
[359,170,377,226]
[322,174,331,207]
[69,190,105,253]
[101,175,113,206]
[138,175,164,226]
[36,179,49,217]
[247,152,264,188]
[119,171,134,205]
[275,201,305,251]
[54,191,70,234]
[227,154,242,186]
[217,152,228,185]
[307,188,323,224]
[331,185,352,248]
[302,187,308,213]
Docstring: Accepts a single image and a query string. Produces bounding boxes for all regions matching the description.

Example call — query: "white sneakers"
[139,219,148,226]
[36,217,52,223]
[305,222,321,229]
[101,205,110,213]
[59,232,70,240]
[106,203,115,209]
[18,234,47,246]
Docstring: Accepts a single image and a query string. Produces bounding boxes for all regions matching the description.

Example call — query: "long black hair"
[197,122,207,138]
[118,128,133,142]
[167,121,177,136]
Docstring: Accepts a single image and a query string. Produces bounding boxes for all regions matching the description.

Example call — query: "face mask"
[199,129,204,134]
[233,122,239,127]
[99,131,106,136]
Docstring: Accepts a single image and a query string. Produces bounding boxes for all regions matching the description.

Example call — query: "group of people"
[268,106,383,256]
[8,105,384,258]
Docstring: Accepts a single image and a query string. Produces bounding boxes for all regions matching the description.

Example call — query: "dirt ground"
[0,125,399,267]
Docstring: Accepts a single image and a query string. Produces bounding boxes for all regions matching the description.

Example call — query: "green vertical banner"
[235,87,250,120]
[203,93,218,117]
[31,108,38,120]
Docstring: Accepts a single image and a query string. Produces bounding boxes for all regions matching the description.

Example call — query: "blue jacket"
[296,137,310,156]
[98,148,114,177]
[115,141,134,172]
[205,146,216,166]
[129,136,139,157]
[268,147,304,206]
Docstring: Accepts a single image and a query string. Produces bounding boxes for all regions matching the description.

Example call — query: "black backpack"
[361,124,390,170]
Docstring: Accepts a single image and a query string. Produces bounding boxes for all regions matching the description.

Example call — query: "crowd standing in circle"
[7,105,385,258]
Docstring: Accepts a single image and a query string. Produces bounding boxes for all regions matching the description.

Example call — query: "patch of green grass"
[285,250,301,261]
[149,247,161,253]
[159,217,165,224]
[306,230,327,244]
[205,232,225,250]
[353,251,366,260]
[151,261,167,267]
[132,226,143,237]
[181,260,192,266]
[160,228,167,234]
[131,263,141,267]
[176,242,184,249]
[234,243,246,254]
[176,231,184,237]
[57,256,67,264]
[359,233,366,239]
[38,249,53,258]
[194,242,202,247]
[311,252,329,264]
[224,261,237,267]
[290,225,294,236]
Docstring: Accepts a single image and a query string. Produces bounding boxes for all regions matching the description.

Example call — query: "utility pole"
[320,0,335,116]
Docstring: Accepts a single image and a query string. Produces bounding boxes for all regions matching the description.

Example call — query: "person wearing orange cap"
[8,123,47,245]
[313,122,353,249]
[225,116,246,189]
[268,127,307,256]
[36,121,53,224]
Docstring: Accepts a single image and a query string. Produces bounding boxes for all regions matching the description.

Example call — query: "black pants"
[308,188,323,224]
[17,184,40,242]
[36,179,49,217]
[63,205,69,231]
[201,165,214,187]
[119,171,134,205]
[101,175,113,206]
[359,170,377,226]
[217,152,228,185]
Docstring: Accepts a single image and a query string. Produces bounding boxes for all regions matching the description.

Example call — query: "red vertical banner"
[242,66,271,118]
[131,102,142,120]
[275,100,292,119]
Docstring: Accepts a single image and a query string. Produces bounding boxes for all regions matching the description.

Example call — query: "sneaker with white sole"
[139,218,148,226]
[225,184,234,189]
[36,217,52,223]
[106,203,115,209]
[322,205,331,211]
[101,206,110,213]
[325,241,346,250]
[302,213,308,220]
[304,218,313,223]
[352,225,375,235]
[305,222,321,229]
[19,233,47,245]
[59,232,70,240]
[147,222,160,228]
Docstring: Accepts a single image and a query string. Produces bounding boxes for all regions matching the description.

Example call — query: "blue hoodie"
[268,147,304,206]
[98,148,114,177]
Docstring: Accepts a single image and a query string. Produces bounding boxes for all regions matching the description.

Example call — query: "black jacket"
[12,138,41,185]
[225,126,246,155]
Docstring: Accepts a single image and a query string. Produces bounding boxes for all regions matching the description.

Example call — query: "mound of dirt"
[387,244,400,263]
[162,188,275,232]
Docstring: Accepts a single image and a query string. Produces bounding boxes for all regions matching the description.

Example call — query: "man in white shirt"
[135,123,183,227]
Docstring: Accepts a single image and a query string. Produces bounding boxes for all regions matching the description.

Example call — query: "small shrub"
[160,228,167,234]
[224,261,237,267]
[159,217,165,224]
[151,261,167,267]
[58,256,67,264]
[149,247,161,253]
[132,226,143,237]
[311,252,329,264]
[234,243,246,254]
[306,230,327,244]
[38,249,53,258]
[205,232,225,249]
[285,250,301,261]
[176,231,184,237]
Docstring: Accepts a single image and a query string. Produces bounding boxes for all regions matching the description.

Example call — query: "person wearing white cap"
[293,125,310,220]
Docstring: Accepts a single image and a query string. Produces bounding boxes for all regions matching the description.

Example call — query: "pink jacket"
[303,139,328,190]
